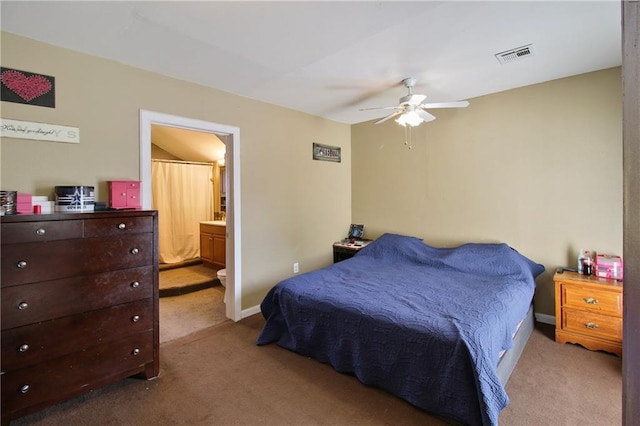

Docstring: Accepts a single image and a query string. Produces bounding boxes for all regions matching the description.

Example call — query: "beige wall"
[1,32,622,317]
[352,67,623,317]
[0,32,351,310]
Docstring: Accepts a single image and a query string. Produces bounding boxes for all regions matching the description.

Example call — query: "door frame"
[139,110,242,321]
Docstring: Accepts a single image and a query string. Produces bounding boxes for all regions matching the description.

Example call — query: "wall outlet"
[293,262,299,273]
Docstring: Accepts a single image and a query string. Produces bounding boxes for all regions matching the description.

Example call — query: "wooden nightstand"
[554,271,623,356]
[332,240,371,263]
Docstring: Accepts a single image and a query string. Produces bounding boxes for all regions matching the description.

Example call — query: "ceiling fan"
[360,77,470,127]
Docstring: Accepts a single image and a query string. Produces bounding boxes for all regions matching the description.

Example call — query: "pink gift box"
[17,202,33,214]
[17,193,32,202]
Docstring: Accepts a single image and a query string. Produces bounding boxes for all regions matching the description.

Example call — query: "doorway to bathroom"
[139,110,242,322]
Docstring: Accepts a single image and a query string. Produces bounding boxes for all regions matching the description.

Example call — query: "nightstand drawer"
[562,285,622,315]
[562,308,623,341]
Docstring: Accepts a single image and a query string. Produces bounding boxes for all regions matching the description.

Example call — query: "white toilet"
[217,268,226,287]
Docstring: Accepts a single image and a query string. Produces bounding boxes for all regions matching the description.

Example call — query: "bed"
[257,233,544,425]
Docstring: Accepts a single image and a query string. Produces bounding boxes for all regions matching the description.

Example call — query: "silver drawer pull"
[583,297,599,305]
[132,315,140,322]
[19,344,30,352]
[130,248,139,255]
[17,260,27,269]
[132,348,140,356]
[584,321,599,330]
[20,384,30,394]
[36,228,46,236]
[131,281,140,288]
[118,223,126,230]
[18,302,28,310]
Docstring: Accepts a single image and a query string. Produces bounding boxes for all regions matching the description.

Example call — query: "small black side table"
[332,240,372,263]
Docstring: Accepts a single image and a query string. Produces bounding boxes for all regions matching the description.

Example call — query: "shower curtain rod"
[152,159,214,166]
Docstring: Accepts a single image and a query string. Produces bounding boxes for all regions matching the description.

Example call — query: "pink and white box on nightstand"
[595,254,623,280]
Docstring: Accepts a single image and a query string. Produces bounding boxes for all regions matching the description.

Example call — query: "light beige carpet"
[159,286,228,344]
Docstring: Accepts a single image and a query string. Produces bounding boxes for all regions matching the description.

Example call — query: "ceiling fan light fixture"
[395,110,424,127]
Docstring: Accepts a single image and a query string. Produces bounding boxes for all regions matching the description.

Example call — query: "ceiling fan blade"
[360,106,402,111]
[416,109,437,122]
[420,100,470,109]
[375,111,403,124]
[401,94,427,106]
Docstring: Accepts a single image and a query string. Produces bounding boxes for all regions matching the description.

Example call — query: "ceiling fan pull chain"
[403,126,413,149]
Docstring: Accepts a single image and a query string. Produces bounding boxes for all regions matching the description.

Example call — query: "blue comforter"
[257,233,544,425]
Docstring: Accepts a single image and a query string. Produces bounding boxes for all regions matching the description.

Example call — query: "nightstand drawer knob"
[20,384,30,394]
[19,344,30,352]
[584,321,599,330]
[132,315,140,322]
[17,260,27,269]
[36,228,46,236]
[583,297,599,305]
[18,302,28,310]
[118,223,126,229]
[132,348,140,356]
[130,248,139,255]
[131,281,140,288]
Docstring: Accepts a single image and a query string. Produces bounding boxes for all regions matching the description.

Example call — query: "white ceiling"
[1,1,622,126]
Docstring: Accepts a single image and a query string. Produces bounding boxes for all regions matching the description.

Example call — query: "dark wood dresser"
[1,210,159,424]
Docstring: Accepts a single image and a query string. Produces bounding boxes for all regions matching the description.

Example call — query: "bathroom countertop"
[200,220,226,226]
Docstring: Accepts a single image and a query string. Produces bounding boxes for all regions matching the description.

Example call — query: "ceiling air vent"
[495,44,535,64]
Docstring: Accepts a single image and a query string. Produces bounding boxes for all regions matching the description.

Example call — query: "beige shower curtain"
[151,160,213,264]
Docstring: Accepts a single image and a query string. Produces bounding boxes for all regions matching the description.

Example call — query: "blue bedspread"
[257,233,544,425]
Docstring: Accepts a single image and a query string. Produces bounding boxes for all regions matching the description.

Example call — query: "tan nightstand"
[554,271,623,356]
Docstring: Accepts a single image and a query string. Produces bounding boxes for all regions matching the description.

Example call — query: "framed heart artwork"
[1,67,55,108]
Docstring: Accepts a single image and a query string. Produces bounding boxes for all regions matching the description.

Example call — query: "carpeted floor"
[159,286,228,344]
[159,261,229,344]
[11,318,622,425]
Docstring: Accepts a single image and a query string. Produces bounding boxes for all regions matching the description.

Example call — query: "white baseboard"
[242,304,261,319]
[535,313,555,325]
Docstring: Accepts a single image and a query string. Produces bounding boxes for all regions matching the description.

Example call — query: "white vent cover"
[495,44,535,64]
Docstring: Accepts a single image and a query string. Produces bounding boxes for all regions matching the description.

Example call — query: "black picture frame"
[348,224,365,240]
[313,142,341,162]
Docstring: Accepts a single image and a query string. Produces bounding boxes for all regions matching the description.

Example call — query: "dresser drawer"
[561,308,623,341]
[1,220,83,244]
[1,266,154,329]
[1,234,153,287]
[562,284,622,315]
[1,332,154,416]
[84,215,152,237]
[2,299,153,371]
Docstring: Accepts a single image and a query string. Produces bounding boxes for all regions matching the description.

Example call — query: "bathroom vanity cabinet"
[200,221,226,268]
[0,211,159,424]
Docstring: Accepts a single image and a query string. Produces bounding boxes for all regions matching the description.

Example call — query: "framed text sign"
[313,142,341,163]
[1,118,80,144]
